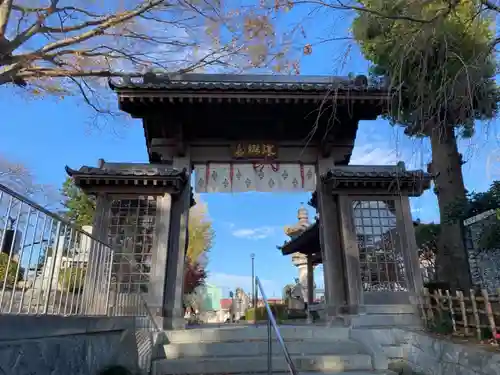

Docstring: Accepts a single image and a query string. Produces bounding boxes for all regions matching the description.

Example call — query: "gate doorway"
[67,73,431,329]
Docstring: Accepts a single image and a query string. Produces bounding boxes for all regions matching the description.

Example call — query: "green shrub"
[423,281,450,294]
[428,313,454,335]
[58,267,86,292]
[0,253,22,287]
[245,304,288,322]
[287,309,307,320]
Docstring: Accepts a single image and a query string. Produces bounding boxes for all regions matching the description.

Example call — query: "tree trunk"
[430,126,472,291]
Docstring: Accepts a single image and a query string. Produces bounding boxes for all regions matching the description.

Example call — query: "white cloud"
[349,141,431,171]
[349,143,400,165]
[231,226,276,240]
[207,273,278,295]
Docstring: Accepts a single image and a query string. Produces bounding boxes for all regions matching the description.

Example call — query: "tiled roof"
[322,168,431,181]
[109,73,386,93]
[320,164,432,196]
[280,222,320,256]
[65,165,187,179]
[65,163,191,199]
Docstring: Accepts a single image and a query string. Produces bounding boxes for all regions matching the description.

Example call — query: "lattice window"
[352,200,407,292]
[108,197,157,292]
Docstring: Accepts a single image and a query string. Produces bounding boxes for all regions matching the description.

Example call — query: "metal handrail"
[0,183,108,246]
[255,276,299,375]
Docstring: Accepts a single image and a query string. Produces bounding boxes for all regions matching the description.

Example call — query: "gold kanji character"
[248,144,261,155]
[262,144,276,157]
[234,143,245,158]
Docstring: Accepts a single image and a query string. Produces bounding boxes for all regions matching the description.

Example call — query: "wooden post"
[419,290,428,327]
[337,195,363,314]
[457,291,469,336]
[163,153,192,330]
[424,288,434,327]
[306,254,314,324]
[316,157,346,321]
[446,290,457,334]
[148,194,172,329]
[470,289,481,340]
[434,290,442,321]
[482,289,497,340]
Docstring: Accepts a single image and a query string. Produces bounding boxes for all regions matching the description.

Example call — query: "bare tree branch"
[0,0,299,115]
[0,154,60,222]
[0,0,14,36]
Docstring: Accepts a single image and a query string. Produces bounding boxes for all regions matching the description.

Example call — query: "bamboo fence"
[419,288,500,340]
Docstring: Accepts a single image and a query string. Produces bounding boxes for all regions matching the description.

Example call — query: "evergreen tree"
[351,0,498,290]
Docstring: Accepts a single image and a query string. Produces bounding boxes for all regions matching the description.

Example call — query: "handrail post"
[43,221,62,315]
[255,277,258,327]
[267,317,272,375]
[255,276,298,375]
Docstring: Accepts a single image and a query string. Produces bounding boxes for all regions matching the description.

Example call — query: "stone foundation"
[369,327,500,375]
[0,316,141,375]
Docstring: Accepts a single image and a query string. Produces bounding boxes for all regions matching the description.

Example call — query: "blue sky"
[1,5,500,298]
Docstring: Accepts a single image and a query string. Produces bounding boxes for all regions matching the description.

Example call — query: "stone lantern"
[284,204,315,303]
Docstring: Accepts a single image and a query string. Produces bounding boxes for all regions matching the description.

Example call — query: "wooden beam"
[172,122,187,157]
[116,90,390,103]
[150,138,353,165]
[79,186,181,195]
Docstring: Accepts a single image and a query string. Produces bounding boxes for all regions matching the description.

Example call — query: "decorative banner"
[194,163,317,193]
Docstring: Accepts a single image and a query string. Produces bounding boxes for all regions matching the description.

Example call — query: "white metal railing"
[255,276,299,375]
[0,182,158,332]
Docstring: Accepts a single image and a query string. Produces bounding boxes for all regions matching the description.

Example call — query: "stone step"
[152,354,374,374]
[380,345,407,360]
[357,327,413,345]
[164,325,350,344]
[164,339,369,359]
[356,328,413,346]
[154,372,397,375]
[297,372,397,375]
[364,304,417,315]
[351,314,420,328]
[153,371,395,375]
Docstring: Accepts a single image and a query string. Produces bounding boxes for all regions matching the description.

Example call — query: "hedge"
[245,304,288,322]
[0,252,23,287]
[59,267,86,293]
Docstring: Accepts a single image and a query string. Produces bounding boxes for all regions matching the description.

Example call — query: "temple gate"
[67,73,431,329]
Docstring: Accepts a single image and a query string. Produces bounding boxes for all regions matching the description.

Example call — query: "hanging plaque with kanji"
[232,142,278,159]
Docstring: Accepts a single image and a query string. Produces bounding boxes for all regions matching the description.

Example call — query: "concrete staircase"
[151,325,396,375]
[351,305,421,329]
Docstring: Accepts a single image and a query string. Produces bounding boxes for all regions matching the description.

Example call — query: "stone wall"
[372,328,500,375]
[403,330,500,375]
[0,315,140,375]
[464,210,500,293]
[468,248,500,293]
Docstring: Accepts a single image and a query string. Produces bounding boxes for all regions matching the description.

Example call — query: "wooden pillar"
[396,195,423,299]
[306,254,314,323]
[163,153,191,330]
[337,195,364,314]
[83,194,111,315]
[148,194,172,329]
[316,158,345,321]
[307,255,314,304]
